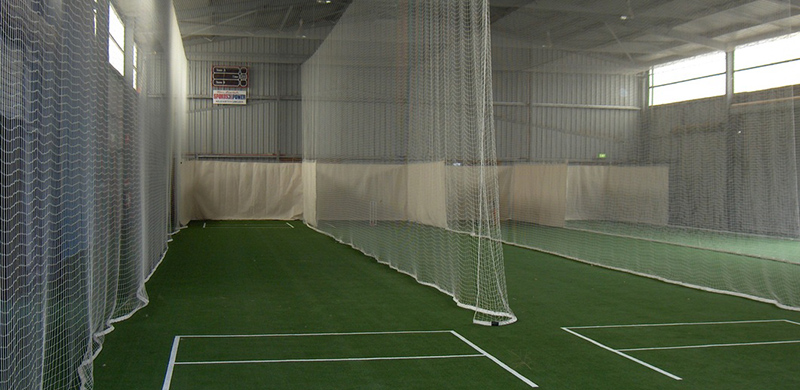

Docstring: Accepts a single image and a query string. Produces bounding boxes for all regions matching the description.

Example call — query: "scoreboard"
[212,65,248,105]
[212,66,248,88]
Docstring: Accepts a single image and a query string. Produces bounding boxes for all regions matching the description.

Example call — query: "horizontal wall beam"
[186,51,308,64]
[494,101,641,110]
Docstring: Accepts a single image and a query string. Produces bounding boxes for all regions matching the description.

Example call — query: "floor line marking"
[782,319,800,327]
[566,319,786,330]
[203,226,292,229]
[174,354,483,366]
[561,327,682,381]
[450,331,539,388]
[619,339,800,352]
[178,330,454,339]
[286,222,294,228]
[161,336,181,390]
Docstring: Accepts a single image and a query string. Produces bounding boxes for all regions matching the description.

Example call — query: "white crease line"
[161,336,181,390]
[174,354,483,365]
[178,330,454,338]
[286,222,294,228]
[450,331,539,388]
[566,319,787,330]
[562,327,682,381]
[619,339,800,352]
[203,226,292,229]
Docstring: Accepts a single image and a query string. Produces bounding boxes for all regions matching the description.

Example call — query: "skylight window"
[649,52,726,106]
[734,32,800,93]
[108,2,125,76]
[132,42,139,90]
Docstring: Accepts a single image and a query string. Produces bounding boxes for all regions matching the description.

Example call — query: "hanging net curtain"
[0,0,186,388]
[302,0,515,326]
[491,2,799,310]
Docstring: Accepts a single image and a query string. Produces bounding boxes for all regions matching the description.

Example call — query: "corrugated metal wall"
[492,44,644,163]
[185,38,319,160]
[184,37,644,163]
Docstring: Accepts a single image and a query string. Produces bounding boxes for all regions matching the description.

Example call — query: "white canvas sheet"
[510,164,568,227]
[183,161,303,221]
[315,163,408,221]
[407,162,447,228]
[302,161,318,226]
[566,165,669,225]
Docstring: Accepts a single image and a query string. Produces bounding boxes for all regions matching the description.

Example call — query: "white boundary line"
[203,226,293,229]
[178,330,453,338]
[562,319,800,381]
[162,330,538,389]
[561,327,683,381]
[162,336,182,390]
[450,331,539,388]
[286,222,294,228]
[619,339,800,352]
[566,319,788,330]
[175,354,484,365]
[783,319,800,326]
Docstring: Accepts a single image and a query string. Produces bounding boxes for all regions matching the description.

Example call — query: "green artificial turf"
[94,220,800,389]
[565,220,800,261]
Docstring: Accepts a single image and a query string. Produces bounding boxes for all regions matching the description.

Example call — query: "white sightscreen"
[0,1,186,389]
[302,0,515,325]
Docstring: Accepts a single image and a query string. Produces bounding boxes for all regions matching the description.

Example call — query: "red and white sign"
[213,89,247,105]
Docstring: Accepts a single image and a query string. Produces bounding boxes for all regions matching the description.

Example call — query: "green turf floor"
[94,220,800,389]
[564,220,800,261]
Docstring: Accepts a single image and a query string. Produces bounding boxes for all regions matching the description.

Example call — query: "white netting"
[302,0,515,325]
[1,1,185,389]
[492,4,799,309]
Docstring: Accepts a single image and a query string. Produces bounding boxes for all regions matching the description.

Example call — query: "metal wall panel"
[186,37,644,162]
[492,46,643,163]
[185,37,312,160]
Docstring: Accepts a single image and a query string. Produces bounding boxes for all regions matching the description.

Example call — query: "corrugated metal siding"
[185,37,644,162]
[492,48,643,163]
[187,37,321,59]
[185,38,315,159]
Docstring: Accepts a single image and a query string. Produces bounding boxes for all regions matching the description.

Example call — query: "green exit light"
[597,153,607,159]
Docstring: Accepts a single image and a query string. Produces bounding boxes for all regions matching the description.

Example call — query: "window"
[132,42,139,90]
[108,2,124,76]
[649,52,726,106]
[734,32,800,93]
[93,0,98,35]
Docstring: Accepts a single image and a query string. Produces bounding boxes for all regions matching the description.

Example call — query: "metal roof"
[162,0,800,67]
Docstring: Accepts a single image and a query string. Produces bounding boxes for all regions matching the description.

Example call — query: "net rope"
[491,2,799,310]
[0,0,185,388]
[302,0,515,325]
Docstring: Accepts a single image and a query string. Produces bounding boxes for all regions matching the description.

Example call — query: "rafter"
[177,0,313,21]
[177,21,334,40]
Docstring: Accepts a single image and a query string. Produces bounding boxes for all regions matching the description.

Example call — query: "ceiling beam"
[178,21,334,40]
[616,20,729,51]
[185,51,310,64]
[511,0,732,51]
[761,0,800,10]
[182,10,260,38]
[177,0,314,21]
